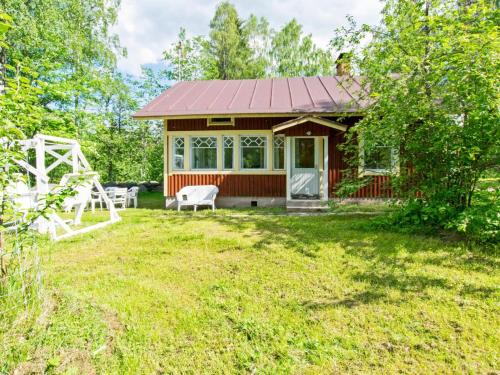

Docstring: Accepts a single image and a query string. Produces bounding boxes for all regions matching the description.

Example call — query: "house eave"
[133,111,365,121]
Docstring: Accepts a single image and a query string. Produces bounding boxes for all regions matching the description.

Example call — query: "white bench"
[175,185,219,212]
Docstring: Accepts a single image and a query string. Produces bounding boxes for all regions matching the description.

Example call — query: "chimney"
[336,52,352,76]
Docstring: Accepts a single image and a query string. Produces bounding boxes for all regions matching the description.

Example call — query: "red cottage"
[134,74,394,209]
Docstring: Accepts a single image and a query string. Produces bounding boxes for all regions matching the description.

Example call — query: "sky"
[114,0,383,76]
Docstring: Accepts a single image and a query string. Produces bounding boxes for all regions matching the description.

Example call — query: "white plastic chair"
[90,191,104,212]
[127,187,139,208]
[110,187,127,210]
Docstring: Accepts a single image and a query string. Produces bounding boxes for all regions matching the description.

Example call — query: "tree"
[85,70,164,184]
[0,11,75,339]
[271,19,333,77]
[332,0,499,233]
[206,1,252,79]
[163,28,207,81]
[243,14,272,78]
[1,0,123,136]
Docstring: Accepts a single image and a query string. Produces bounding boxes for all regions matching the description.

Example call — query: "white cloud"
[113,0,383,76]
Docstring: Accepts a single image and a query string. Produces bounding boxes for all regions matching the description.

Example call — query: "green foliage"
[447,183,499,245]
[162,28,207,81]
[205,1,252,80]
[162,3,334,80]
[242,15,272,78]
[271,19,333,77]
[1,0,124,136]
[1,1,164,184]
[332,0,500,242]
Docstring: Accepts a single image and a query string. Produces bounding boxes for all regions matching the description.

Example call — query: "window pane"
[173,137,184,170]
[191,137,217,170]
[365,146,392,170]
[223,136,234,169]
[242,147,266,169]
[240,136,266,169]
[273,136,284,170]
[294,138,315,168]
[192,148,217,169]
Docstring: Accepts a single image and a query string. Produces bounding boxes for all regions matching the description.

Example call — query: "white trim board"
[272,116,347,133]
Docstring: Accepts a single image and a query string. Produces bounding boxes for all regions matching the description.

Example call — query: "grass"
[2,192,499,374]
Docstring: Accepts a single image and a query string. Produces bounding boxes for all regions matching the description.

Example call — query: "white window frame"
[172,136,185,171]
[222,136,235,170]
[239,135,268,170]
[190,136,218,171]
[272,135,285,170]
[359,140,399,176]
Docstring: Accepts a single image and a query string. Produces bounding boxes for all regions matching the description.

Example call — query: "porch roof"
[133,76,368,119]
[272,116,347,133]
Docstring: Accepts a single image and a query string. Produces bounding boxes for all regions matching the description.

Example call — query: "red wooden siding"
[167,117,294,131]
[168,174,286,197]
[328,132,393,198]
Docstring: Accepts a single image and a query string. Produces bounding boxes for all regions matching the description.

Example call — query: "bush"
[372,184,499,246]
[447,186,499,245]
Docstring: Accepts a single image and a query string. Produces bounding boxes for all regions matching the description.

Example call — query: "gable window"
[191,136,217,170]
[362,143,397,175]
[208,117,234,127]
[240,136,267,169]
[273,136,285,170]
[223,136,234,170]
[173,137,185,170]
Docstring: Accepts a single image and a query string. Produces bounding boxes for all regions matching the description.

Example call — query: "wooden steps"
[286,200,329,212]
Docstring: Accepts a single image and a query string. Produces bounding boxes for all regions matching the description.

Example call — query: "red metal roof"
[134,76,367,118]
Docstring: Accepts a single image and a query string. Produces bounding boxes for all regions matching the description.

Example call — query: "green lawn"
[3,192,499,374]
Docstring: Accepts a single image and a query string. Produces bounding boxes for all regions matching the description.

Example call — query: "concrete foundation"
[164,196,392,210]
[164,196,286,209]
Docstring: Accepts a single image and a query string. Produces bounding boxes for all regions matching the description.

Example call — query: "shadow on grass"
[164,211,498,307]
[302,290,387,309]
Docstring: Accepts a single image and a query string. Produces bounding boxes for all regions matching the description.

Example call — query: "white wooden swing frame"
[12,134,121,241]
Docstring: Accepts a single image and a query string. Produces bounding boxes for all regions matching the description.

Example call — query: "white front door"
[290,137,319,199]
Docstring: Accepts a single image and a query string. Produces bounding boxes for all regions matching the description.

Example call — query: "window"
[240,136,267,169]
[363,144,396,174]
[273,136,285,170]
[208,117,234,126]
[191,136,217,170]
[294,138,315,168]
[223,136,234,170]
[173,137,185,170]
